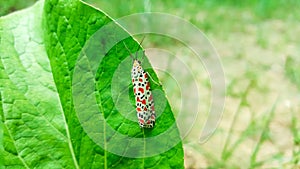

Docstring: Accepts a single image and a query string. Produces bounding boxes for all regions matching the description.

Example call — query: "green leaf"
[0,0,184,168]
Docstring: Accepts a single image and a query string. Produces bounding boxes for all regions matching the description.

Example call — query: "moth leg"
[146,72,162,86]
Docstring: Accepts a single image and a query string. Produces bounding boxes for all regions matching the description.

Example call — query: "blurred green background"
[0,0,36,16]
[1,0,300,168]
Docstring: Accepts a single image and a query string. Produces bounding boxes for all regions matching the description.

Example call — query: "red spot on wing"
[151,114,155,119]
[136,107,142,112]
[142,99,146,105]
[139,119,144,124]
[138,87,144,93]
[151,105,155,111]
[139,78,143,82]
[149,94,153,101]
[146,82,150,90]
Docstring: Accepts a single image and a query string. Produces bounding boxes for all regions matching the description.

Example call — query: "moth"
[124,38,156,128]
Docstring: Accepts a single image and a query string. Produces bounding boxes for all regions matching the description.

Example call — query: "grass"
[291,115,300,165]
[2,0,300,168]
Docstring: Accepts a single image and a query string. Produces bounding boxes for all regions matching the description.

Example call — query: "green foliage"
[0,0,36,16]
[0,0,184,168]
[85,0,300,19]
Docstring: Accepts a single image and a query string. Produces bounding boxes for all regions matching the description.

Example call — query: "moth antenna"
[123,41,134,61]
[138,36,146,63]
[124,36,146,61]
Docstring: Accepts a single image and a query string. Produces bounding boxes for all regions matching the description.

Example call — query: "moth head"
[133,59,141,67]
[132,59,142,78]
